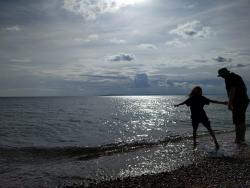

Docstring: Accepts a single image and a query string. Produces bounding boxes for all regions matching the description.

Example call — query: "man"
[218,68,249,143]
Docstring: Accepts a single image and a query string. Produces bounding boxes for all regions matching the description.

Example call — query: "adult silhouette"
[218,68,249,144]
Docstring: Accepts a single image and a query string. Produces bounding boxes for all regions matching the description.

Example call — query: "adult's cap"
[218,67,230,77]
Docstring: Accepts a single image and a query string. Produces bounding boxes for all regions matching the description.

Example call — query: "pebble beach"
[81,157,250,188]
[66,132,250,188]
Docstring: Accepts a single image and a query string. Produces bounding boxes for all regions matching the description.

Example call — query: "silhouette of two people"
[175,68,249,149]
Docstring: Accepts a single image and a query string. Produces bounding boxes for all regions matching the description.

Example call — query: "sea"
[0,96,250,188]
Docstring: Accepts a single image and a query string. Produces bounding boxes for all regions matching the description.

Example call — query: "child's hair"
[189,86,202,97]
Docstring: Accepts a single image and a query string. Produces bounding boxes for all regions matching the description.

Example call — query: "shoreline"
[65,131,250,188]
[68,154,250,188]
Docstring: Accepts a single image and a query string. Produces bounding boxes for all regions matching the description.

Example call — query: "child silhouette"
[175,86,227,149]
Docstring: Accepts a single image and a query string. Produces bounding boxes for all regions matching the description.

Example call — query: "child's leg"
[203,121,219,149]
[192,121,199,148]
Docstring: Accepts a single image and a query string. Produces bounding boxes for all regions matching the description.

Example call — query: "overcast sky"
[0,0,250,96]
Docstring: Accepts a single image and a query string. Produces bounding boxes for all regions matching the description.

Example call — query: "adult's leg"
[238,111,246,142]
[239,103,248,142]
[233,103,248,143]
[239,122,246,142]
[234,123,241,143]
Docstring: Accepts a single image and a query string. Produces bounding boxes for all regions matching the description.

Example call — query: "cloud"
[237,50,250,56]
[3,25,21,32]
[108,53,134,62]
[169,21,213,39]
[137,43,157,50]
[228,49,250,57]
[235,64,247,68]
[193,59,208,63]
[213,56,232,63]
[9,58,31,63]
[165,39,187,47]
[229,63,250,69]
[134,73,150,88]
[72,34,99,44]
[80,74,129,81]
[110,38,126,44]
[173,81,193,89]
[83,34,99,42]
[63,0,144,20]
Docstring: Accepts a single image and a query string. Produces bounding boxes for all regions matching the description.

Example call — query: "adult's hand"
[228,101,233,111]
[223,101,228,105]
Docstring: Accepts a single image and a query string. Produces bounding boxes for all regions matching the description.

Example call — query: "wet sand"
[67,154,250,188]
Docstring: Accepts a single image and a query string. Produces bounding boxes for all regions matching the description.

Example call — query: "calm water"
[0,96,249,187]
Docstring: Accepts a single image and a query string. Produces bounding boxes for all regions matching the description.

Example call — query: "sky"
[0,0,250,96]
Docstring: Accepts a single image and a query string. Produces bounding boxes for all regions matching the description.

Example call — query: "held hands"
[174,104,179,107]
[221,101,232,110]
[223,101,228,105]
[228,101,234,111]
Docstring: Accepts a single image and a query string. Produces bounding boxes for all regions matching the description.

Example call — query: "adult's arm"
[209,99,228,105]
[228,87,236,110]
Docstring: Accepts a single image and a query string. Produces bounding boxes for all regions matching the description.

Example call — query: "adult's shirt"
[225,72,249,104]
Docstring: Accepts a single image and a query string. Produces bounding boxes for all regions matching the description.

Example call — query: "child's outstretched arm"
[209,99,228,105]
[174,99,188,107]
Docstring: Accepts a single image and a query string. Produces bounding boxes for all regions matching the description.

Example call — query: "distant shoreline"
[0,94,227,98]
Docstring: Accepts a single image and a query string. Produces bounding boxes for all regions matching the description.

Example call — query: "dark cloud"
[134,73,150,88]
[108,53,134,62]
[236,64,246,68]
[185,30,197,36]
[229,63,250,68]
[213,56,232,63]
[194,59,208,63]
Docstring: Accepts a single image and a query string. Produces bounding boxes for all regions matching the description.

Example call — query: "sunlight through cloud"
[63,0,145,20]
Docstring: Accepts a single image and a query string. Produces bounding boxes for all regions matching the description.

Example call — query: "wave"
[0,129,233,161]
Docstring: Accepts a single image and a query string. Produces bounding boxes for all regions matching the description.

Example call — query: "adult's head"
[218,67,230,78]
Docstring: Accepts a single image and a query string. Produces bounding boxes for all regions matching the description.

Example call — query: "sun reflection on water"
[106,96,190,144]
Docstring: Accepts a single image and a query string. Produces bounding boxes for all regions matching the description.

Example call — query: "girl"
[175,86,227,149]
